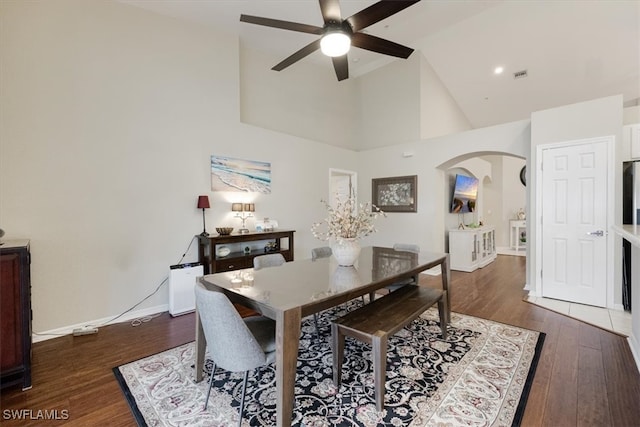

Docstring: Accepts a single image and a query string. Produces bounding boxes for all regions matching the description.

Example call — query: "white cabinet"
[449,226,496,272]
[477,227,496,268]
[509,220,527,251]
[624,124,640,161]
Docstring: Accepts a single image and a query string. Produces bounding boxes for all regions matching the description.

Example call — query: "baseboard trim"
[496,246,526,257]
[628,334,640,374]
[32,304,169,343]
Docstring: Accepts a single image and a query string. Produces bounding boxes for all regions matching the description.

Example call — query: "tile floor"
[496,249,630,336]
[449,249,630,336]
[525,295,632,336]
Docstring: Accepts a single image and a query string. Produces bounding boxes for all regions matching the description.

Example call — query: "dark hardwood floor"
[1,255,639,426]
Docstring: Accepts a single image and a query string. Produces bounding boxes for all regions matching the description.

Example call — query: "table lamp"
[232,202,254,234]
[197,195,210,236]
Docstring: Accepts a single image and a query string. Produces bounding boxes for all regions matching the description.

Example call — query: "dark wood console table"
[197,230,295,274]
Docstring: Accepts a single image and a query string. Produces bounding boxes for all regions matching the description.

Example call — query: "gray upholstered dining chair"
[311,246,332,261]
[371,243,421,300]
[388,243,420,290]
[195,282,276,427]
[253,253,322,338]
[253,253,286,269]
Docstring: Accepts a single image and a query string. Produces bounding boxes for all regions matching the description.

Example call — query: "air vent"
[513,70,528,79]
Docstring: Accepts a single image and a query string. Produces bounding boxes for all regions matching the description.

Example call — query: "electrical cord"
[98,235,198,328]
[98,276,169,327]
[130,313,162,327]
[34,236,198,337]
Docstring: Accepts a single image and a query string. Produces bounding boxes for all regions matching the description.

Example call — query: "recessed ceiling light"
[494,66,504,75]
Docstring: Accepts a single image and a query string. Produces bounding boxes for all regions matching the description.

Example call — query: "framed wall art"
[211,155,271,194]
[371,175,417,213]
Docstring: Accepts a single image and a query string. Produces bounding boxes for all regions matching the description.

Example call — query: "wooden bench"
[331,285,448,411]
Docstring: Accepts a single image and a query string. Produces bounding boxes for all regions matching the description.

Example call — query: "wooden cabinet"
[197,230,295,274]
[0,240,32,391]
[449,226,496,272]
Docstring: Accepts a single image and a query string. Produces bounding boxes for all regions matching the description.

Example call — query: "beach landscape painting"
[211,155,271,193]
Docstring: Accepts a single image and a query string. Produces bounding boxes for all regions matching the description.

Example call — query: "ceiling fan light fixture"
[240,0,420,80]
[320,31,351,57]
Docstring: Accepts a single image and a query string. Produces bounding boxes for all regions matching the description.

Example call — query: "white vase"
[331,266,361,292]
[332,238,361,266]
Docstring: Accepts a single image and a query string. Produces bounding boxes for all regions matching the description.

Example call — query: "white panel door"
[329,169,356,209]
[541,140,608,306]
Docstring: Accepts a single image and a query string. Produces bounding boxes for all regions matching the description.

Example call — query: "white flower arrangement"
[311,195,385,241]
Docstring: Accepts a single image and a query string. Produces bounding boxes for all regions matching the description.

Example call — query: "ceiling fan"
[240,0,421,81]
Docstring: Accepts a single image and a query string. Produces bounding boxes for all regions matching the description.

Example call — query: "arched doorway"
[439,153,527,255]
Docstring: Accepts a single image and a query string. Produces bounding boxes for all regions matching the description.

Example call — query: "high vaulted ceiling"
[120,0,639,129]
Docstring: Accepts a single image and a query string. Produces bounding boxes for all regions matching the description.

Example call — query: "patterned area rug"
[114,305,544,426]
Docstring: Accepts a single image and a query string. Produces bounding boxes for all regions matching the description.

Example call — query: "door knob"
[586,230,605,237]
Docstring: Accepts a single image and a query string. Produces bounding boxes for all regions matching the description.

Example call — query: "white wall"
[419,54,472,140]
[480,155,526,249]
[239,39,472,152]
[445,155,526,249]
[354,53,473,151]
[448,155,527,251]
[500,156,527,225]
[239,45,360,150]
[357,120,530,255]
[445,157,492,227]
[1,0,631,336]
[529,94,624,307]
[355,54,422,150]
[0,0,481,336]
[482,157,503,244]
[624,105,640,125]
[442,158,492,251]
[0,0,358,334]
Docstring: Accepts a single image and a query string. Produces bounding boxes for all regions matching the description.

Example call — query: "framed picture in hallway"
[372,175,417,212]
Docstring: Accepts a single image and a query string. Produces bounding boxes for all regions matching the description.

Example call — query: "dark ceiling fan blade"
[244,1,418,81]
[332,55,349,81]
[272,39,322,71]
[319,0,342,25]
[351,32,414,58]
[240,14,323,35]
[346,0,420,32]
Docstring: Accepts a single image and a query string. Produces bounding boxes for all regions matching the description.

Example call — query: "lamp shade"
[197,195,210,209]
[243,203,255,212]
[231,203,244,212]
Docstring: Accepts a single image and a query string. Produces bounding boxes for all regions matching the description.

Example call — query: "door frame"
[534,135,615,308]
[329,168,357,207]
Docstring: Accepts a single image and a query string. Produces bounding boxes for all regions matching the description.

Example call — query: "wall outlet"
[72,326,98,336]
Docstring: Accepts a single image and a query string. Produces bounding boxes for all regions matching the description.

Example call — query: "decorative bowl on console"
[215,227,234,235]
[216,246,231,257]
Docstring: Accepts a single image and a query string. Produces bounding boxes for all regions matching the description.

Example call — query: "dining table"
[195,246,451,427]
